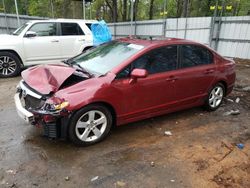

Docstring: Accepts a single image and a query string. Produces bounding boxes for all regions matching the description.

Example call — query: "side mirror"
[129,68,148,84]
[25,31,37,38]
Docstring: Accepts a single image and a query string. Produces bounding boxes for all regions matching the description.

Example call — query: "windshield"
[12,23,29,36]
[71,41,144,75]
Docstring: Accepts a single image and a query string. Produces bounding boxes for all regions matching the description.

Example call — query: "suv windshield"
[12,23,29,36]
[71,41,144,75]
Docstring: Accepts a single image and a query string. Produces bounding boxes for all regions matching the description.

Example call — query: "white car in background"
[0,19,96,77]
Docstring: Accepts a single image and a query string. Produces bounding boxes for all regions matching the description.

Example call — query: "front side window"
[181,45,213,68]
[116,45,177,79]
[134,46,177,74]
[28,23,57,36]
[116,65,131,79]
[61,23,84,36]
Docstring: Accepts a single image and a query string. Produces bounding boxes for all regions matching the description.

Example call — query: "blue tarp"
[91,20,112,46]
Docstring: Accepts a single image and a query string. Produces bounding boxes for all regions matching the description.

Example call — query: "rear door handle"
[78,39,85,41]
[51,39,59,42]
[166,76,178,82]
[204,69,215,74]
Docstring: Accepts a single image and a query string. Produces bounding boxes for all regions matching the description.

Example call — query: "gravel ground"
[0,60,249,188]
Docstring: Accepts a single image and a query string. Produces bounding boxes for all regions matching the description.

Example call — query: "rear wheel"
[68,104,112,146]
[0,51,22,78]
[204,83,225,111]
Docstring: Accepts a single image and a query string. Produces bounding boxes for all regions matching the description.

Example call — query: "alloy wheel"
[209,86,224,108]
[75,110,107,142]
[0,56,17,76]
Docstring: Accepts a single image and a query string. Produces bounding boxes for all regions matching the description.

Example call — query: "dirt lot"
[0,60,249,188]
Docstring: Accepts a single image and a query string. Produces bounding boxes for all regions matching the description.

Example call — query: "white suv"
[0,19,96,77]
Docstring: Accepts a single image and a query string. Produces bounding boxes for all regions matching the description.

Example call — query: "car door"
[23,22,61,64]
[112,45,179,121]
[173,44,216,106]
[59,22,88,59]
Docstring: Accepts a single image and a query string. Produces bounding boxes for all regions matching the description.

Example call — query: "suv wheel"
[204,83,225,111]
[69,104,112,146]
[0,51,22,78]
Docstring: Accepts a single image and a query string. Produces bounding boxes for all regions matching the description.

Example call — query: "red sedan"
[14,38,236,146]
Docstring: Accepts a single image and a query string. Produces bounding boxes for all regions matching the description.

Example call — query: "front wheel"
[0,51,22,78]
[204,83,225,111]
[68,104,112,146]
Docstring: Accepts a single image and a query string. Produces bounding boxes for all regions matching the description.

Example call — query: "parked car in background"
[0,19,96,77]
[14,37,236,146]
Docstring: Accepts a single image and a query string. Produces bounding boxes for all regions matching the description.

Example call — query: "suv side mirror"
[25,31,37,38]
[129,68,148,84]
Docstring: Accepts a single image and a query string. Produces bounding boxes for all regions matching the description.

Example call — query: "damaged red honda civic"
[14,38,236,146]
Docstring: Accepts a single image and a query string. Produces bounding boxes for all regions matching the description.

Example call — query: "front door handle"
[78,39,85,41]
[204,69,215,74]
[166,76,178,82]
[51,39,59,42]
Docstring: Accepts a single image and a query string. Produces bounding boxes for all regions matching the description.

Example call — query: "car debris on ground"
[6,170,17,175]
[150,161,155,167]
[242,86,250,92]
[164,131,173,136]
[235,97,240,103]
[226,98,234,102]
[115,181,126,187]
[91,176,99,182]
[64,176,70,181]
[223,109,240,116]
[236,143,245,149]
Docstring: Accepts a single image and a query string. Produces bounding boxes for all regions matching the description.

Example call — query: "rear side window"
[181,45,213,68]
[28,22,57,36]
[61,23,84,35]
[85,23,92,31]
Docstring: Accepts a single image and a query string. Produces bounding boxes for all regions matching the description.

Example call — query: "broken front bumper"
[14,80,71,139]
[14,92,70,139]
[14,93,35,123]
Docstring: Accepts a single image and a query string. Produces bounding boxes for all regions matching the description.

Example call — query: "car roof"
[117,37,207,48]
[28,19,97,24]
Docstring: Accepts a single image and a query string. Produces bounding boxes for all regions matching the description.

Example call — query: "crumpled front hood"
[21,64,76,95]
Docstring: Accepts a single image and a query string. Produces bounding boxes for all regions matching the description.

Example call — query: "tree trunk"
[105,0,114,22]
[176,0,182,17]
[181,0,188,17]
[133,0,139,21]
[149,0,154,20]
[105,0,118,22]
[113,0,118,22]
[122,0,127,21]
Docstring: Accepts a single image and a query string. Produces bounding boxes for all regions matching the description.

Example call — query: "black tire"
[0,51,22,78]
[68,104,112,146]
[204,83,225,111]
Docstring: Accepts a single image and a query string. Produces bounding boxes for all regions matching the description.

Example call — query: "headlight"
[54,101,69,110]
[44,99,69,111]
